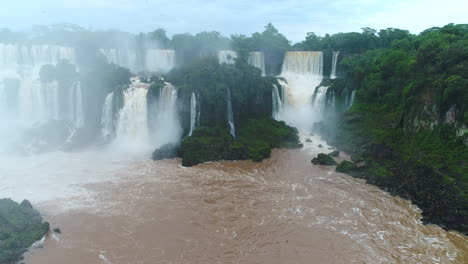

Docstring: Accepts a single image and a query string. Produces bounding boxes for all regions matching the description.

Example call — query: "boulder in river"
[311,153,337,166]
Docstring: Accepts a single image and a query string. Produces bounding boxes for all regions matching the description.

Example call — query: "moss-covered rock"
[311,153,337,166]
[328,150,340,157]
[336,160,357,173]
[178,118,301,166]
[0,199,49,264]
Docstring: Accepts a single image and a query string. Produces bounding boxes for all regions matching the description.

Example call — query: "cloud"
[0,0,466,42]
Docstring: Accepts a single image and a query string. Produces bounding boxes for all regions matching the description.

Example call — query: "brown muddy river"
[1,139,466,264]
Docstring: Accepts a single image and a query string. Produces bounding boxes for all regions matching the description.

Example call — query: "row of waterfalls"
[0,42,349,152]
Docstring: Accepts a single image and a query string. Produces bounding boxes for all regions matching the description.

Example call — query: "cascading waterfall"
[19,80,60,123]
[227,88,235,138]
[189,92,197,136]
[145,49,176,73]
[0,44,76,126]
[150,83,181,147]
[248,52,266,75]
[116,87,149,147]
[272,85,283,119]
[101,92,115,140]
[278,51,325,131]
[330,51,340,79]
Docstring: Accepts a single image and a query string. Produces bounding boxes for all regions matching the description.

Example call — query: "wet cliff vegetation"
[316,24,468,233]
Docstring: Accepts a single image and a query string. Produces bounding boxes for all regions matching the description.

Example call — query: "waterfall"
[100,48,138,72]
[218,50,266,74]
[227,88,235,138]
[101,92,115,140]
[69,82,84,127]
[311,86,329,114]
[277,51,325,131]
[116,87,149,146]
[0,44,76,126]
[145,49,176,73]
[330,51,340,79]
[281,51,323,76]
[349,90,356,107]
[149,83,181,147]
[18,80,60,123]
[248,52,266,75]
[218,50,238,64]
[272,85,283,119]
[189,92,197,136]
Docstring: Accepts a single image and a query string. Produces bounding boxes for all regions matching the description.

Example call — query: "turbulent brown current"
[1,139,466,264]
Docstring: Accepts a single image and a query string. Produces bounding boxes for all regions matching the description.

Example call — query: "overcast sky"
[1,0,466,42]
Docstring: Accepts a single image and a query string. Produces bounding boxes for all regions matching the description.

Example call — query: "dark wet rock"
[305,138,312,143]
[328,150,340,157]
[53,228,61,234]
[311,153,337,166]
[318,144,323,148]
[152,143,179,160]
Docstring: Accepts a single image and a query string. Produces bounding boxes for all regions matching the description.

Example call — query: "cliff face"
[315,24,468,234]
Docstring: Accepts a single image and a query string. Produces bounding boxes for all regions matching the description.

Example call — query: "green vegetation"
[0,199,49,264]
[311,153,337,166]
[165,55,276,129]
[317,24,468,233]
[336,160,357,174]
[178,118,301,166]
[232,23,291,75]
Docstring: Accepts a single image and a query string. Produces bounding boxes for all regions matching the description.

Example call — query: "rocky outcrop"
[0,199,49,264]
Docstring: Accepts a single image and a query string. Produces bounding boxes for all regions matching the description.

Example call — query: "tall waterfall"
[101,92,115,140]
[330,51,340,79]
[272,85,283,119]
[0,44,77,126]
[116,88,149,146]
[149,83,181,147]
[248,52,266,75]
[277,51,325,131]
[227,88,235,138]
[145,49,176,73]
[189,92,197,136]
